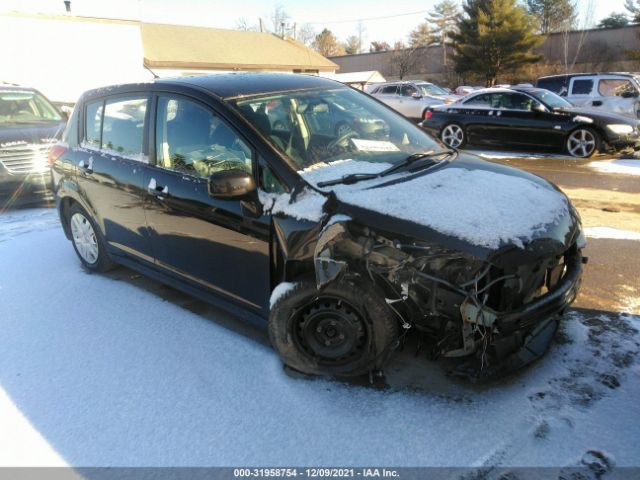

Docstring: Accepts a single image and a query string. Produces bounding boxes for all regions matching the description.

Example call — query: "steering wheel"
[327,130,358,151]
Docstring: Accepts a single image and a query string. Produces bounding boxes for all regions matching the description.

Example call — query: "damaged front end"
[313,218,585,380]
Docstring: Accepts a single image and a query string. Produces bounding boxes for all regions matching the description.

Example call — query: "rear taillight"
[48,144,67,166]
[424,110,433,121]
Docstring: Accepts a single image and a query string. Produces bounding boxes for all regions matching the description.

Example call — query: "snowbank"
[588,159,640,176]
[301,160,570,249]
[585,227,640,241]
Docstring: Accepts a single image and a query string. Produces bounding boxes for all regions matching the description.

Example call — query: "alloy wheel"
[70,212,99,264]
[567,129,596,157]
[441,124,464,148]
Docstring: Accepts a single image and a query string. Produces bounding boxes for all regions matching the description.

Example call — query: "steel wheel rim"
[294,297,368,366]
[441,125,464,147]
[567,129,596,157]
[70,213,99,264]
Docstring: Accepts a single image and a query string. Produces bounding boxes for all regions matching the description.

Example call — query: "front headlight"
[607,124,634,135]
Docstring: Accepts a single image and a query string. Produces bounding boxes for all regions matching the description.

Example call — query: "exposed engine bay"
[313,219,584,380]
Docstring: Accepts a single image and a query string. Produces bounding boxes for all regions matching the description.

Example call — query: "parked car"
[369,81,460,122]
[51,73,584,380]
[536,73,640,119]
[0,83,66,203]
[422,87,640,157]
[455,86,483,95]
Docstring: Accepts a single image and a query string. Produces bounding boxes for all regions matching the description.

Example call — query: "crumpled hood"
[301,153,579,261]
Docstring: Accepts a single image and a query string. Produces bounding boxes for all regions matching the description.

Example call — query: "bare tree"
[391,41,419,79]
[235,17,258,32]
[356,21,367,54]
[296,23,316,46]
[370,41,391,52]
[561,0,595,73]
[343,35,362,55]
[270,4,291,37]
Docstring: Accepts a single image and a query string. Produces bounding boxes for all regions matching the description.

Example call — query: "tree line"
[237,1,640,87]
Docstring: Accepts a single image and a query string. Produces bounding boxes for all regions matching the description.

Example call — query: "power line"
[305,9,429,25]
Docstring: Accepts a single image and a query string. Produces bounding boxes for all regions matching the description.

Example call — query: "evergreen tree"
[427,0,460,65]
[451,0,543,86]
[369,41,391,52]
[409,23,436,47]
[343,35,362,54]
[312,29,345,57]
[598,13,630,29]
[526,0,577,33]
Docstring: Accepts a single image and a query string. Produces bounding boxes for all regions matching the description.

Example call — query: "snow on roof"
[300,160,570,249]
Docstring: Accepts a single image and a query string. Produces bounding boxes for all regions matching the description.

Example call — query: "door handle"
[78,159,93,174]
[147,178,169,199]
[592,100,602,107]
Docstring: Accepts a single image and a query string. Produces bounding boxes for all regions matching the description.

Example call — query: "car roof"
[81,73,348,102]
[158,73,347,100]
[538,72,638,80]
[0,83,38,92]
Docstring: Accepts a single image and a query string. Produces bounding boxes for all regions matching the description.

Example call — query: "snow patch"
[269,282,297,308]
[585,227,640,241]
[588,159,640,176]
[79,141,149,164]
[258,188,326,222]
[572,115,593,124]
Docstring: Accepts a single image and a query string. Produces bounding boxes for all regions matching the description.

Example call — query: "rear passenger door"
[77,95,154,262]
[142,93,271,312]
[567,77,596,109]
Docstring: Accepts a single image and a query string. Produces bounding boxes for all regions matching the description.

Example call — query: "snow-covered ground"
[1,208,639,475]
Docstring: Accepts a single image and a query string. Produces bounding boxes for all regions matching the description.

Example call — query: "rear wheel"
[67,203,114,272]
[566,127,599,158]
[268,278,399,377]
[440,123,466,148]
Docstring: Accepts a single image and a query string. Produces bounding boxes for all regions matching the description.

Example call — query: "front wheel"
[566,128,599,158]
[440,123,466,148]
[67,203,114,272]
[268,278,399,377]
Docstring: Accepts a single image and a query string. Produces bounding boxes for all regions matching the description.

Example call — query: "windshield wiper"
[316,149,454,188]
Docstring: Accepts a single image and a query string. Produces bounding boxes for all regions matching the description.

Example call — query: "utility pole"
[259,18,264,32]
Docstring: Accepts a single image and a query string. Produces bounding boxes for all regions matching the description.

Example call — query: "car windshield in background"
[0,91,62,124]
[232,87,440,172]
[417,84,449,97]
[528,89,573,109]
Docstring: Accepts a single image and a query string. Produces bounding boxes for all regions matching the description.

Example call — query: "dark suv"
[51,74,584,380]
[0,84,66,203]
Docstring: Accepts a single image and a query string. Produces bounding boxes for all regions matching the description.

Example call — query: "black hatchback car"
[422,87,640,157]
[51,74,585,380]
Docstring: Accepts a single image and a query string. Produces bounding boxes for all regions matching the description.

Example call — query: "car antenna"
[144,64,159,79]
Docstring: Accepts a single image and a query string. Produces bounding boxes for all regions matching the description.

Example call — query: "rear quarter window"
[101,97,147,156]
[85,100,103,147]
[571,79,594,95]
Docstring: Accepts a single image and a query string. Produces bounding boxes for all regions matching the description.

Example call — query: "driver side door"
[142,93,271,311]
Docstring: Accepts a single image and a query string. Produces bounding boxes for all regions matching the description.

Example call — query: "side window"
[155,96,252,179]
[537,78,566,95]
[598,79,636,97]
[463,93,491,106]
[84,100,103,147]
[502,93,535,111]
[400,85,418,97]
[102,97,147,157]
[258,156,286,194]
[380,85,398,95]
[571,79,593,95]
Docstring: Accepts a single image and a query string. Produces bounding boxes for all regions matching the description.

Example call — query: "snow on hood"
[300,159,571,249]
[258,187,327,222]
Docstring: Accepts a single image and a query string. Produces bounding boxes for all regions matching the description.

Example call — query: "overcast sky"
[2,0,631,45]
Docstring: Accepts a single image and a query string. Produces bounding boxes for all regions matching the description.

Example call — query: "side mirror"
[208,169,256,199]
[532,103,546,113]
[621,90,639,99]
[412,92,422,99]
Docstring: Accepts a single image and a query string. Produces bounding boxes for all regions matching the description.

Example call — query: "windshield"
[528,89,572,109]
[417,83,449,97]
[0,90,62,124]
[232,87,440,177]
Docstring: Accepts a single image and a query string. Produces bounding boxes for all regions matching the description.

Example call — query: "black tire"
[440,123,467,148]
[565,127,600,158]
[268,278,399,377]
[67,203,115,272]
